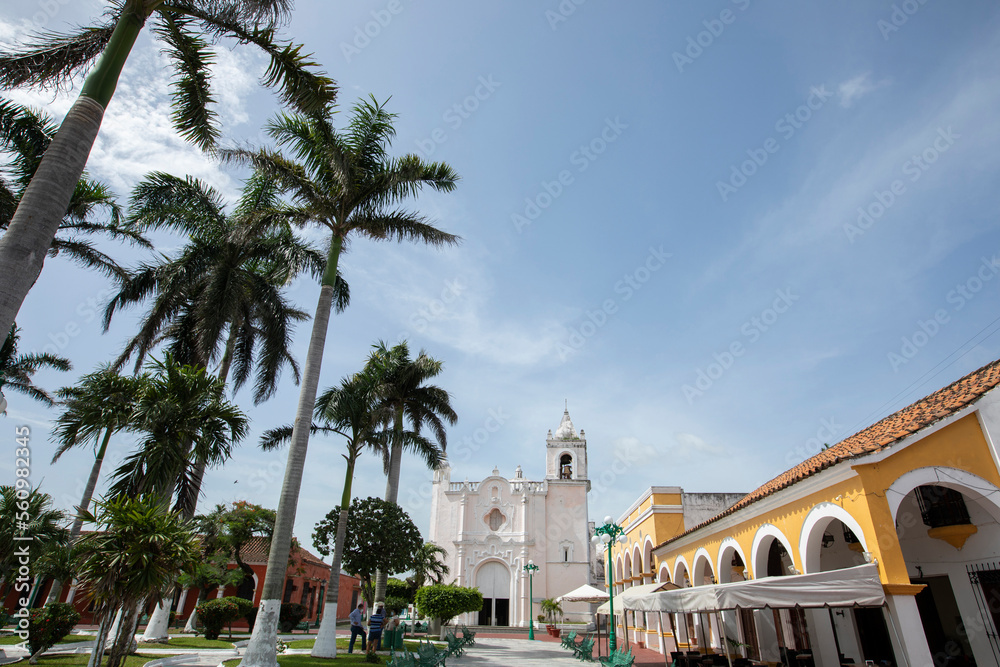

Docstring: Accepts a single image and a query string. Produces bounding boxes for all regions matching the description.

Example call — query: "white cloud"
[837,73,884,108]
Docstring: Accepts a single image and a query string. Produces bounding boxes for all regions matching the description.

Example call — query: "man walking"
[348,603,366,654]
[368,604,385,651]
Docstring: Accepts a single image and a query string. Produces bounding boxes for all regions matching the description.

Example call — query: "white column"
[804,608,840,667]
[66,581,78,605]
[885,594,933,667]
[216,587,225,599]
[833,610,863,665]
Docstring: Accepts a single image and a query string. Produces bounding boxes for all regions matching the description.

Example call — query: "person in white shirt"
[348,603,367,653]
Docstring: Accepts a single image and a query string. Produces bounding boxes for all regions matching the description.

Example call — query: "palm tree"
[45,365,147,602]
[104,170,341,402]
[366,340,456,604]
[229,98,460,667]
[74,495,200,667]
[0,0,337,338]
[0,324,71,410]
[107,354,248,507]
[262,369,429,657]
[1,98,150,280]
[409,542,450,589]
[0,487,67,595]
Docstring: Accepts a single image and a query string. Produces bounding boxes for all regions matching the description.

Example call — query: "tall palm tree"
[409,542,450,589]
[229,98,460,667]
[365,340,456,605]
[0,324,71,410]
[45,365,147,602]
[0,0,337,338]
[103,170,342,520]
[1,98,150,280]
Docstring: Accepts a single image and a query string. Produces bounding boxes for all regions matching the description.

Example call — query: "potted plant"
[540,598,563,637]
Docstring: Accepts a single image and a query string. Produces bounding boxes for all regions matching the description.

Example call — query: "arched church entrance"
[476,560,511,626]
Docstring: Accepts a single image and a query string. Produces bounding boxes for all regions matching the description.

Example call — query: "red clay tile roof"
[237,536,329,570]
[655,357,1000,550]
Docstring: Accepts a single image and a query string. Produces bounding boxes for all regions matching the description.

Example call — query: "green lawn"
[34,653,174,667]
[284,638,433,651]
[1,633,97,645]
[139,637,235,649]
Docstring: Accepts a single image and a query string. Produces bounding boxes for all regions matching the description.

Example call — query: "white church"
[427,408,594,626]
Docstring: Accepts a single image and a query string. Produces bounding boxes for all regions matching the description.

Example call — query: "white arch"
[472,558,513,598]
[658,562,671,583]
[691,547,715,585]
[715,537,749,583]
[673,555,691,587]
[642,537,655,582]
[750,523,796,578]
[798,503,870,574]
[556,450,575,479]
[885,466,1000,524]
[631,543,643,582]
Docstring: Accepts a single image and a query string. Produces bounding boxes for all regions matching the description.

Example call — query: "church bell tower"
[545,405,589,487]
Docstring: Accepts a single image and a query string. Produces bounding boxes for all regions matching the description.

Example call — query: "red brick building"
[7,536,361,627]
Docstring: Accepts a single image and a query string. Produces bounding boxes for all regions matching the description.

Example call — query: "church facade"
[428,409,594,626]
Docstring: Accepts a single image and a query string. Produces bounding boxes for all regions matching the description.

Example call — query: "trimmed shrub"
[278,603,307,632]
[197,597,242,640]
[27,602,81,656]
[414,584,483,625]
[384,595,409,615]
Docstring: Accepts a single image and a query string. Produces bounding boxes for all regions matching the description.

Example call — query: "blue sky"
[3,1,1000,552]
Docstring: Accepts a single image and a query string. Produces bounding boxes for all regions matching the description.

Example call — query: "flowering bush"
[196,598,242,640]
[27,603,80,656]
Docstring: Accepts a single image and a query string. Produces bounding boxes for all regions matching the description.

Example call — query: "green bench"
[459,625,476,646]
[561,630,578,649]
[572,636,594,661]
[294,621,310,632]
[599,647,634,667]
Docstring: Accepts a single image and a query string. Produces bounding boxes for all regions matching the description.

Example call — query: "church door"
[476,561,511,627]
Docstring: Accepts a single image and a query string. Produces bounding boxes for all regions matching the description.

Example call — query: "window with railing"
[916,485,972,528]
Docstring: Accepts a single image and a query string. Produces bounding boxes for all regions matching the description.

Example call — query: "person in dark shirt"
[368,604,385,650]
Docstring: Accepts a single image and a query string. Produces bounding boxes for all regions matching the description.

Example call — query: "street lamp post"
[523,560,539,640]
[592,515,627,653]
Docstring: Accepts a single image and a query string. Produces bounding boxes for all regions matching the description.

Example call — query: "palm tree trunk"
[0,10,144,336]
[240,236,343,667]
[374,405,405,605]
[310,453,357,658]
[47,427,112,603]
[86,610,112,667]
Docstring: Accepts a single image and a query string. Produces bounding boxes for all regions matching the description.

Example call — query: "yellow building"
[638,359,1000,667]
[604,486,744,652]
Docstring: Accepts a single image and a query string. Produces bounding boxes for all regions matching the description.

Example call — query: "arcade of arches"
[611,359,1000,667]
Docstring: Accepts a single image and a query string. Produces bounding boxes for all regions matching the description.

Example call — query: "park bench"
[444,631,465,657]
[599,647,635,667]
[417,639,449,666]
[294,621,310,632]
[388,650,418,667]
[572,636,594,662]
[459,625,476,646]
[561,630,578,649]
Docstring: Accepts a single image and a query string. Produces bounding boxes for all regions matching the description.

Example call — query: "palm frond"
[0,23,116,90]
[153,14,220,150]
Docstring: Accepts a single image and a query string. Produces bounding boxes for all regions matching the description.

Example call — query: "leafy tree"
[0,0,336,339]
[413,585,483,626]
[228,98,459,664]
[0,98,149,281]
[387,577,416,604]
[408,542,450,590]
[0,324,71,409]
[365,340,456,603]
[217,501,276,599]
[74,495,199,667]
[26,602,80,662]
[197,596,252,640]
[313,497,422,611]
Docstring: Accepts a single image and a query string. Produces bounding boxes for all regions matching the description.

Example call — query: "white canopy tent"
[626,564,885,613]
[557,583,610,604]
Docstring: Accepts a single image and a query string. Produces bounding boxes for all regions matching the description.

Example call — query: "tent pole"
[827,608,844,663]
[659,612,669,667]
[718,611,733,667]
